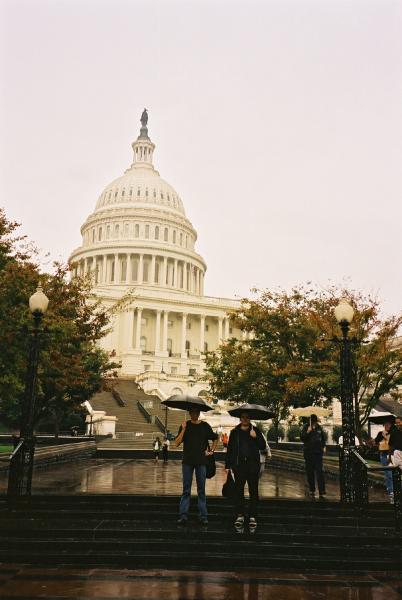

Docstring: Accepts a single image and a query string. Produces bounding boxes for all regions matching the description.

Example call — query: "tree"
[0,209,120,436]
[204,285,402,440]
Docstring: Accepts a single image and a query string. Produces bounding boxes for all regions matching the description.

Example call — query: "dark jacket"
[301,424,326,455]
[225,424,267,470]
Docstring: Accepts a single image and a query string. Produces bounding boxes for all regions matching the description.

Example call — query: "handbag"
[205,445,216,479]
[222,470,236,498]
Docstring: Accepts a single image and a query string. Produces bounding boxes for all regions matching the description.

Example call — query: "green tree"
[204,285,402,440]
[0,209,120,436]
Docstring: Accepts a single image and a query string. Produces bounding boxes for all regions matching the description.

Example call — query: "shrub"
[332,425,343,444]
[267,425,285,441]
[287,424,302,442]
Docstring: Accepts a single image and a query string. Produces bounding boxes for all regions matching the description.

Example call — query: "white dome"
[94,166,186,216]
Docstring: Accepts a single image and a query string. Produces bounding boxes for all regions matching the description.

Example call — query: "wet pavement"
[0,564,401,599]
[0,458,386,500]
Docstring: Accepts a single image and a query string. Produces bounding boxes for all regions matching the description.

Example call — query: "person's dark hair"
[310,414,318,424]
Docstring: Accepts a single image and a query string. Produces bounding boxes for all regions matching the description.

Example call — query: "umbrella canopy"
[228,403,275,420]
[292,406,330,418]
[368,411,396,425]
[161,394,214,412]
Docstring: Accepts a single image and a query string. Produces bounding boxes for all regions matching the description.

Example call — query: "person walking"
[225,410,267,531]
[162,437,170,463]
[174,406,218,526]
[153,436,161,463]
[375,420,394,502]
[301,414,326,500]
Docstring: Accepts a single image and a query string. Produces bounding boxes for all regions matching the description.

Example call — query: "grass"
[0,445,12,453]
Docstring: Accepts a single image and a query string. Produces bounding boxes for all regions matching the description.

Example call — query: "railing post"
[392,468,402,532]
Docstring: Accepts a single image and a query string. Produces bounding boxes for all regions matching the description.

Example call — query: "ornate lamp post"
[334,297,356,503]
[8,285,49,496]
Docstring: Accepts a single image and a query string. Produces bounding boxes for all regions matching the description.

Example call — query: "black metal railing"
[351,448,401,531]
[137,401,152,423]
[7,439,25,497]
[154,415,165,433]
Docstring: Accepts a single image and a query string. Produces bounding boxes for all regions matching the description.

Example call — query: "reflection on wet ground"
[0,564,401,600]
[0,458,386,499]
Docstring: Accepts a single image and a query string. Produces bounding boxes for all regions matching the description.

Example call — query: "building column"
[181,313,188,358]
[173,259,178,288]
[200,315,205,354]
[151,255,156,284]
[224,317,230,340]
[138,254,144,284]
[124,254,130,283]
[200,272,204,296]
[103,255,107,283]
[84,258,88,275]
[114,254,119,283]
[162,310,169,353]
[127,309,134,350]
[183,262,188,291]
[155,309,161,353]
[218,317,223,344]
[135,307,142,351]
[163,257,168,287]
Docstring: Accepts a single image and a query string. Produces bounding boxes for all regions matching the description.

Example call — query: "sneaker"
[249,517,257,529]
[389,493,394,505]
[235,515,245,527]
[177,516,188,525]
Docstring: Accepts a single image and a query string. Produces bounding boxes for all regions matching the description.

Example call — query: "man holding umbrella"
[226,404,271,531]
[164,395,218,526]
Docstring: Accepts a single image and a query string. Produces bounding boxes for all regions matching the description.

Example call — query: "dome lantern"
[131,108,155,170]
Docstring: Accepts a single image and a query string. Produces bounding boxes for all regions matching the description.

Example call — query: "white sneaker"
[249,517,257,529]
[235,515,245,527]
[389,493,394,505]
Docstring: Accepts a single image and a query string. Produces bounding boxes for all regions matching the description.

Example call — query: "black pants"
[304,453,325,494]
[162,447,168,462]
[233,460,260,518]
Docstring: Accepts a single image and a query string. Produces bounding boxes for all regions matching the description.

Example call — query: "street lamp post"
[334,298,356,503]
[8,285,49,497]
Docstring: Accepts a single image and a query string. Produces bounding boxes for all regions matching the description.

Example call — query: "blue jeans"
[379,452,393,494]
[179,463,207,519]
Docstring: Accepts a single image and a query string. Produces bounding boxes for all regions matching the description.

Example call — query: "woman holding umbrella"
[225,404,271,531]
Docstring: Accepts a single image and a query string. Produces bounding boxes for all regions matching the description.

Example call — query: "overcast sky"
[1,0,401,315]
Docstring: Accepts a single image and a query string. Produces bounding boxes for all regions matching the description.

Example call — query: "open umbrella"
[161,394,214,412]
[292,406,330,418]
[228,403,275,420]
[368,411,396,425]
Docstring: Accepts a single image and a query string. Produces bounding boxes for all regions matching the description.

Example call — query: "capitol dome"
[69,110,206,296]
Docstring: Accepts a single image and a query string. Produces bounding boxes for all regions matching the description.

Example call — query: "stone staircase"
[0,495,400,571]
[90,380,160,435]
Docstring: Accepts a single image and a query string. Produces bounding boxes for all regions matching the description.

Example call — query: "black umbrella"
[228,403,275,420]
[368,413,396,425]
[161,394,214,412]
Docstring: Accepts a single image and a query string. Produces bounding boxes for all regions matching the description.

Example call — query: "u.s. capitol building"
[69,111,242,400]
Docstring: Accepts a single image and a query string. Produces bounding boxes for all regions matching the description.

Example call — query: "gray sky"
[1,0,401,315]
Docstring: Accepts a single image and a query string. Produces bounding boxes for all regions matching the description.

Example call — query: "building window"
[155,226,159,240]
[205,324,209,331]
[204,342,208,352]
[173,230,176,244]
[180,232,183,245]
[153,189,156,198]
[129,188,133,197]
[170,366,177,375]
[140,336,147,351]
[124,223,129,237]
[122,189,125,197]
[135,224,139,237]
[189,368,196,376]
[143,261,149,282]
[92,229,95,242]
[145,225,150,239]
[114,224,119,238]
[132,257,138,281]
[164,228,168,241]
[229,327,233,334]
[185,340,190,351]
[106,226,110,239]
[98,228,102,241]
[167,338,173,355]
[155,261,160,283]
[144,364,151,372]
